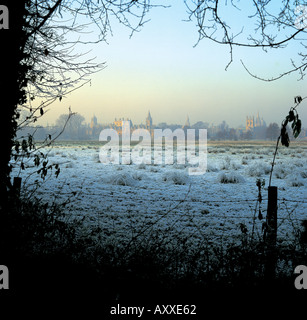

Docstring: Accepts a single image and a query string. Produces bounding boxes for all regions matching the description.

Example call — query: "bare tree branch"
[185,0,307,78]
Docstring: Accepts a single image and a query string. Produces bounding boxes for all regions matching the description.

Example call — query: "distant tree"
[56,113,86,140]
[219,121,228,132]
[215,121,229,140]
[266,123,280,141]
[156,123,168,129]
[215,131,224,140]
[240,131,253,141]
[228,128,238,141]
[192,121,209,129]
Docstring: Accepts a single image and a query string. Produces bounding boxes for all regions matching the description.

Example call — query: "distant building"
[246,112,267,139]
[182,115,191,130]
[110,112,154,137]
[111,118,134,136]
[87,114,102,138]
[90,114,97,128]
[145,111,153,130]
[246,112,266,130]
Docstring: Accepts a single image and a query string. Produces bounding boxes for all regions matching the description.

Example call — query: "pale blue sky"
[41,1,307,128]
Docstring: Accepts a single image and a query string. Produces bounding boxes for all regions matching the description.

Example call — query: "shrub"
[137,162,146,170]
[107,172,137,186]
[149,166,160,173]
[162,171,189,185]
[301,170,307,178]
[220,156,231,170]
[231,161,242,170]
[206,163,218,172]
[217,172,245,183]
[241,156,249,165]
[274,164,289,179]
[65,162,74,168]
[132,171,147,181]
[287,174,305,187]
[245,162,271,177]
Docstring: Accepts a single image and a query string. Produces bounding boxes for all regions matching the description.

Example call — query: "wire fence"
[32,183,307,220]
[51,189,306,217]
[29,181,307,249]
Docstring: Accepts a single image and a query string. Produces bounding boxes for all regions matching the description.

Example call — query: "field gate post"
[267,186,277,245]
[265,186,278,281]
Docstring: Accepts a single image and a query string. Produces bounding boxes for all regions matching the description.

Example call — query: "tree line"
[16,111,296,142]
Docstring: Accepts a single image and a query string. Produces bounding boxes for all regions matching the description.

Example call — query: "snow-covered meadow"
[14,141,307,249]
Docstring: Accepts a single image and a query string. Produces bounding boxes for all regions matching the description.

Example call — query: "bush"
[220,156,231,170]
[274,163,289,179]
[162,171,190,185]
[241,156,249,165]
[301,170,307,178]
[217,172,245,183]
[132,171,147,181]
[287,174,305,187]
[137,162,146,170]
[107,172,137,186]
[1,196,82,259]
[245,162,271,177]
[206,163,218,172]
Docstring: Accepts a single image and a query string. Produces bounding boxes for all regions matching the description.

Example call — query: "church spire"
[182,115,190,129]
[185,115,190,127]
[147,110,152,120]
[146,110,152,129]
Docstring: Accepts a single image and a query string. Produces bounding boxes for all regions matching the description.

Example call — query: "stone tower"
[146,111,152,130]
[90,114,98,128]
[184,115,190,128]
[246,116,254,131]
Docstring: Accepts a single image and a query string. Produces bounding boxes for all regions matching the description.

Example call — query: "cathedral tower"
[146,111,152,130]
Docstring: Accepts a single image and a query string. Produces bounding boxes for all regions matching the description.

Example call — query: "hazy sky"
[39,1,307,128]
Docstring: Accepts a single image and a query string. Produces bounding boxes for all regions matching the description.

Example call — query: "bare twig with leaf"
[12,109,76,183]
[269,95,305,187]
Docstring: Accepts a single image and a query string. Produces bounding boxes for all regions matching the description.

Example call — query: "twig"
[269,136,280,187]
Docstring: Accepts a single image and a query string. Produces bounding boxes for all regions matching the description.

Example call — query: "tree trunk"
[0,0,27,212]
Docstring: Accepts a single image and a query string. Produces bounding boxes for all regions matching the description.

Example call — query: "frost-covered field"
[14,141,307,249]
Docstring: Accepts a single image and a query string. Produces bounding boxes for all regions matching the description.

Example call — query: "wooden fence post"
[265,186,278,281]
[267,186,277,245]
